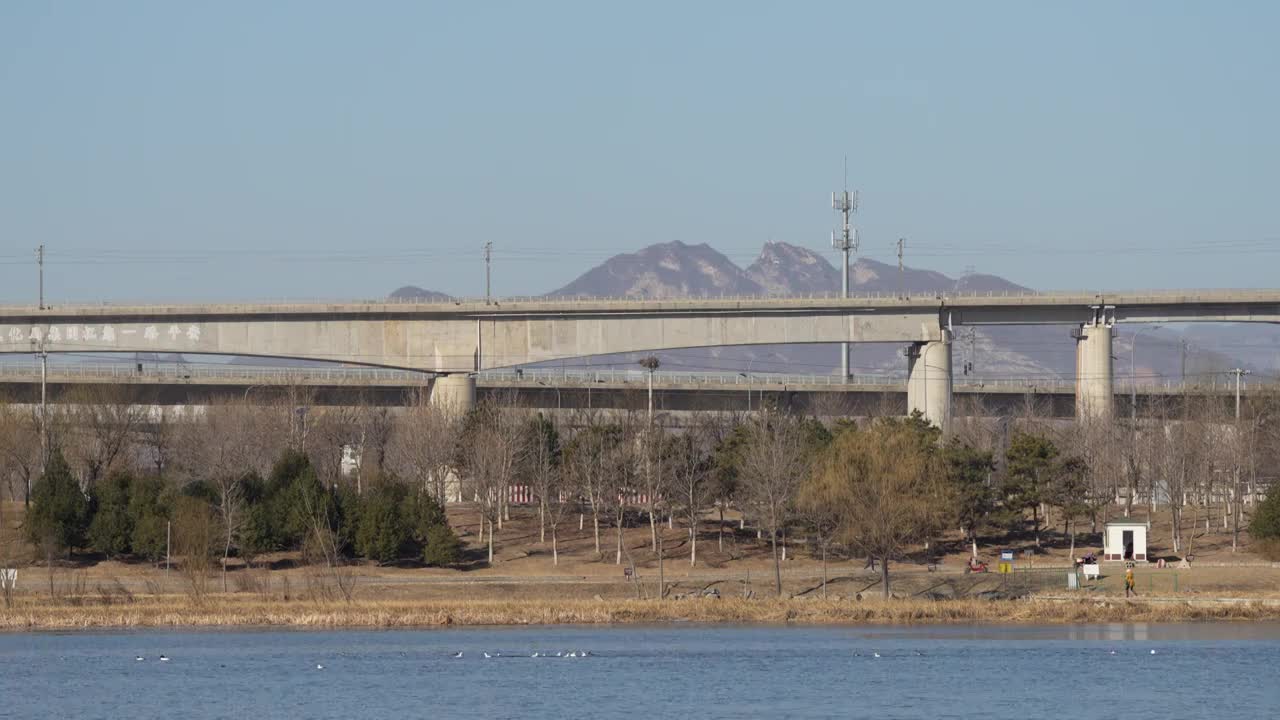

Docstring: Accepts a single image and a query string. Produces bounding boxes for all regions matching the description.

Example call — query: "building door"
[1123,530,1134,560]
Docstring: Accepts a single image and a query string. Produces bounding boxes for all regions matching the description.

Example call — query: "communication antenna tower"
[831,157,858,380]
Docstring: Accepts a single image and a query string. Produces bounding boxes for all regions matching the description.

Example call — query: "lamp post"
[1129,325,1162,422]
[639,356,660,421]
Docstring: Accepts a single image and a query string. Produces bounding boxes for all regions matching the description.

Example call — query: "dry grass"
[2,595,1278,631]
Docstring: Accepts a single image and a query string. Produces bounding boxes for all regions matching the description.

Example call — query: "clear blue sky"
[1,1,1277,303]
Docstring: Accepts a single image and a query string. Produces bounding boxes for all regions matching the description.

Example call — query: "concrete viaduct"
[3,290,1279,430]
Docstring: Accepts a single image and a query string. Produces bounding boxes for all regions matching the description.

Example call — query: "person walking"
[1125,566,1137,598]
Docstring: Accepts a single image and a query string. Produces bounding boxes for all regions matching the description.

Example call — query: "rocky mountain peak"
[746,241,840,294]
[549,241,762,298]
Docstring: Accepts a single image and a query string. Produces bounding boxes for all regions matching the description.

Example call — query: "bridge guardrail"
[0,362,1258,394]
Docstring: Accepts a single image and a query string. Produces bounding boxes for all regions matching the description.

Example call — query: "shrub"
[423,523,463,567]
[354,483,410,564]
[129,475,171,562]
[26,449,91,556]
[88,472,134,557]
[1250,486,1280,541]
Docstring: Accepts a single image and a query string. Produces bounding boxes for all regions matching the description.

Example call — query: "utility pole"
[1230,367,1249,552]
[1231,368,1249,420]
[962,327,977,376]
[1180,339,1189,385]
[36,244,45,310]
[896,237,905,298]
[35,246,48,471]
[830,159,858,381]
[38,337,47,471]
[483,242,493,305]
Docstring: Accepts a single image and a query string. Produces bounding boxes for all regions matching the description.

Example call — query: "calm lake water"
[2,624,1278,719]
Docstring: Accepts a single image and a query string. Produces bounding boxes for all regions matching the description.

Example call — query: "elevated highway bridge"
[0,363,1254,419]
[3,289,1278,428]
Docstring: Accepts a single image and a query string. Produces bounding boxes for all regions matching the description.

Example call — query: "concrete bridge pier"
[430,373,476,415]
[906,330,952,433]
[1074,321,1114,419]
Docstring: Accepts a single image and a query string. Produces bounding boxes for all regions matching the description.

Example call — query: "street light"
[638,356,660,421]
[243,384,266,403]
[1129,325,1162,422]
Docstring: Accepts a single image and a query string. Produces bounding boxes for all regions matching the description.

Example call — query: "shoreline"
[4,596,1280,631]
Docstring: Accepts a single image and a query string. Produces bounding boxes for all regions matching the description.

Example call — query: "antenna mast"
[831,158,858,381]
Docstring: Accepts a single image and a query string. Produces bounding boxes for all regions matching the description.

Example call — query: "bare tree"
[522,411,573,565]
[387,388,460,502]
[461,401,525,563]
[0,400,41,505]
[305,404,359,493]
[670,414,714,567]
[636,416,669,554]
[62,385,147,487]
[138,404,179,477]
[563,410,619,559]
[737,412,815,596]
[524,413,561,545]
[172,495,218,603]
[354,396,395,482]
[174,400,276,592]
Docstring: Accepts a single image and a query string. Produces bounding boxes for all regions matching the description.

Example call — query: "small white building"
[1103,520,1148,562]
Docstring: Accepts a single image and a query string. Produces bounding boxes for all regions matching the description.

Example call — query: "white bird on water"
[1150,649,1157,655]
[316,664,325,671]
[483,652,492,659]
[135,656,144,662]
[159,655,170,662]
[873,653,881,658]
[452,652,463,659]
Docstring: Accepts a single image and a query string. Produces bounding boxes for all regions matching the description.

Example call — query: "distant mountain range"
[547,240,1027,299]
[388,240,1273,380]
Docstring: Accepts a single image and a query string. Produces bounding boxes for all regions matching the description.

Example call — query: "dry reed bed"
[3,596,1279,630]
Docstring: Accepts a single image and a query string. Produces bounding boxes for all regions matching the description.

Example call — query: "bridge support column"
[906,331,952,433]
[1075,322,1113,420]
[430,374,476,416]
